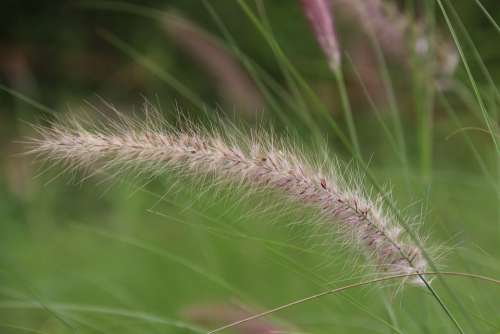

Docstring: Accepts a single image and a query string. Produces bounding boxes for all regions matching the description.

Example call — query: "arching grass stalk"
[207,271,500,334]
[437,0,500,153]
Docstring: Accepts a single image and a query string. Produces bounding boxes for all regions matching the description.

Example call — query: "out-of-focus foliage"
[1,1,499,333]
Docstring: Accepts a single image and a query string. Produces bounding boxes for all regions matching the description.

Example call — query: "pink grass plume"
[300,0,341,72]
[27,111,430,284]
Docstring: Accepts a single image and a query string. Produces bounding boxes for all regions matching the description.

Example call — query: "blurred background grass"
[1,1,499,333]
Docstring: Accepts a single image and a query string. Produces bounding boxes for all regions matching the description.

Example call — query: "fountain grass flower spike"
[28,112,430,285]
[300,0,341,72]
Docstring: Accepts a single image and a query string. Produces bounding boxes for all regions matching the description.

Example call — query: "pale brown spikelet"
[28,112,429,284]
[300,0,341,72]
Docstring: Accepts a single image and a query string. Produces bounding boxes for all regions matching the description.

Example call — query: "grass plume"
[300,0,341,72]
[27,111,430,284]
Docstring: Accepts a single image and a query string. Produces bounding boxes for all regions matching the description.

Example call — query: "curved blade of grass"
[0,301,205,333]
[445,0,500,228]
[0,267,78,333]
[0,324,50,334]
[413,0,437,179]
[0,84,54,115]
[473,0,500,35]
[332,66,362,159]
[446,3,500,116]
[71,223,244,298]
[147,207,330,259]
[437,0,500,154]
[361,18,410,184]
[148,206,406,334]
[97,30,206,111]
[345,54,402,161]
[264,246,405,334]
[251,1,325,145]
[438,93,497,188]
[79,0,164,19]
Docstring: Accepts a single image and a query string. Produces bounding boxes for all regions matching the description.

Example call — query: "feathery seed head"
[28,113,430,285]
